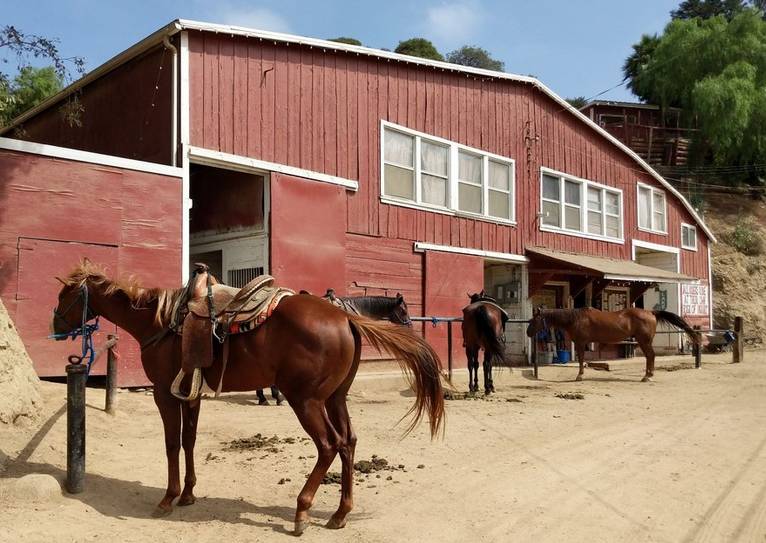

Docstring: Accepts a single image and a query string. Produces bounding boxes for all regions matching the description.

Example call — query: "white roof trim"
[188,146,359,191]
[604,274,699,285]
[413,242,528,263]
[0,136,183,177]
[1,17,715,242]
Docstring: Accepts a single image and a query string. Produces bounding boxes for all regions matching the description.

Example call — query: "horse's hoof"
[152,504,173,518]
[276,399,284,406]
[259,399,269,406]
[641,376,653,382]
[575,375,583,382]
[294,519,309,536]
[177,494,196,506]
[326,516,347,530]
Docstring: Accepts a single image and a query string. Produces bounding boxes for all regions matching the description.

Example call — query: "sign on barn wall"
[681,284,709,316]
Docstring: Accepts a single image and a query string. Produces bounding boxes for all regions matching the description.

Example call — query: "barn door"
[424,250,484,369]
[15,238,119,376]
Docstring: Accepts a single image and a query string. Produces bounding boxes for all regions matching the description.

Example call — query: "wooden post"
[733,316,744,363]
[693,325,701,369]
[66,361,87,494]
[105,334,117,415]
[447,321,453,383]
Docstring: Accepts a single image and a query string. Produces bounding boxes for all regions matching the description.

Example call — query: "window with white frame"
[638,183,667,233]
[540,168,623,241]
[381,123,515,222]
[681,223,697,250]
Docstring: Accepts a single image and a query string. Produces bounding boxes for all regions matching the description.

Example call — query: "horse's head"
[468,291,482,304]
[526,306,546,338]
[51,275,97,339]
[389,292,412,327]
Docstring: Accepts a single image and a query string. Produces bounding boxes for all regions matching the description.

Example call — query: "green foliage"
[0,66,62,125]
[623,34,660,97]
[727,216,764,255]
[446,46,504,71]
[394,38,444,61]
[671,0,748,20]
[329,37,362,46]
[565,96,588,109]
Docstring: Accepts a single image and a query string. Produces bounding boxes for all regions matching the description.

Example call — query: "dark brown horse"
[461,291,509,394]
[526,306,699,382]
[51,262,445,535]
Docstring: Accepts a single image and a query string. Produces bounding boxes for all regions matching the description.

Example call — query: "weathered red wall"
[0,148,182,385]
[186,31,710,283]
[11,44,174,166]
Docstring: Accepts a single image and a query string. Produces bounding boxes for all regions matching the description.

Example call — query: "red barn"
[0,20,714,381]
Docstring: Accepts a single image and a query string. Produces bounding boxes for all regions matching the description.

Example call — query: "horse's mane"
[542,308,587,328]
[63,260,179,326]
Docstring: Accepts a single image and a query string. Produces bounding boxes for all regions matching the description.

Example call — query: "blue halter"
[50,284,100,375]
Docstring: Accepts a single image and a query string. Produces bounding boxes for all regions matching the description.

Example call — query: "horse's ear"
[396,292,403,302]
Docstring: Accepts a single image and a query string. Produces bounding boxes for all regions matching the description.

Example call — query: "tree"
[566,96,588,109]
[0,25,84,128]
[394,38,443,61]
[671,0,747,20]
[446,45,504,71]
[622,34,661,98]
[329,37,362,46]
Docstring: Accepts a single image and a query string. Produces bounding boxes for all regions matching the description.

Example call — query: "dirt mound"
[0,299,42,428]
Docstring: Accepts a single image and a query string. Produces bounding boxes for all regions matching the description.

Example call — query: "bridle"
[389,304,412,327]
[50,283,100,373]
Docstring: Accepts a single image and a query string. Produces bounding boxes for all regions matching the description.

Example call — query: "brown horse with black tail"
[51,261,444,535]
[526,306,699,382]
[462,291,509,394]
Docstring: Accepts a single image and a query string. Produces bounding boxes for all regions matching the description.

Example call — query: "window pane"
[384,164,414,200]
[606,215,620,238]
[654,210,666,232]
[421,141,448,176]
[542,174,560,201]
[542,200,560,227]
[422,174,447,207]
[489,161,510,191]
[587,187,601,211]
[458,182,482,213]
[489,190,510,219]
[652,191,665,214]
[565,205,581,230]
[638,186,651,228]
[605,191,619,215]
[384,129,414,167]
[588,210,602,234]
[458,152,482,184]
[565,180,581,205]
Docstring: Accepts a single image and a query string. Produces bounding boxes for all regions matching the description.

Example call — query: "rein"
[50,284,100,375]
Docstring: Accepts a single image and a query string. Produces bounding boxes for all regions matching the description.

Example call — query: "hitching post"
[105,334,117,415]
[693,325,702,369]
[733,316,744,363]
[66,360,87,494]
[447,321,453,383]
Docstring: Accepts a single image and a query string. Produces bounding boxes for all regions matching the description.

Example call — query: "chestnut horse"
[526,306,699,382]
[51,262,445,535]
[461,291,508,394]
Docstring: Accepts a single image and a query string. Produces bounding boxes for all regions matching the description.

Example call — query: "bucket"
[540,351,554,364]
[556,350,571,363]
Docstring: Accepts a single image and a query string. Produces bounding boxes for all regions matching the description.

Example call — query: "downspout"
[162,36,178,166]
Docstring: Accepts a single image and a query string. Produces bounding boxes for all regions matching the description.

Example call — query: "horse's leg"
[639,340,656,382]
[290,398,340,535]
[271,386,283,406]
[468,347,479,393]
[482,350,493,395]
[325,392,357,529]
[575,343,586,381]
[256,389,268,405]
[152,390,182,515]
[178,398,200,506]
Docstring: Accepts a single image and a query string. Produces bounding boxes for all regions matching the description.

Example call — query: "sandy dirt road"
[1,352,765,543]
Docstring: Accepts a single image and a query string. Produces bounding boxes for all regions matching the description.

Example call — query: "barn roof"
[0,18,715,241]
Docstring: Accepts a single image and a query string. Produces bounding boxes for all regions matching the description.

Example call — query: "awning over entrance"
[526,247,698,284]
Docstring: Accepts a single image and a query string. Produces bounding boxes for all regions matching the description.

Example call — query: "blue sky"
[4,0,680,101]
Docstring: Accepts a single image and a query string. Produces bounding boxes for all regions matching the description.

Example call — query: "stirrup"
[170,368,202,401]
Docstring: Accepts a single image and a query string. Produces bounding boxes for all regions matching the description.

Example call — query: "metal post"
[733,316,744,363]
[66,361,87,494]
[532,334,539,379]
[693,325,701,369]
[105,334,117,415]
[447,321,453,383]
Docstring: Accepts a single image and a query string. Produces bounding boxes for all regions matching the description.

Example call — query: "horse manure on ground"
[555,392,585,400]
[322,455,405,485]
[661,363,695,372]
[321,472,343,485]
[221,433,304,454]
[444,390,523,403]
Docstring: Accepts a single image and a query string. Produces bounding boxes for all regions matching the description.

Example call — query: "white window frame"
[681,223,698,251]
[539,167,624,244]
[380,120,516,225]
[637,182,668,235]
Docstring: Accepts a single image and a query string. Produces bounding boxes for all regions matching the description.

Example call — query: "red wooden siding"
[0,148,182,385]
[13,44,174,166]
[186,31,710,282]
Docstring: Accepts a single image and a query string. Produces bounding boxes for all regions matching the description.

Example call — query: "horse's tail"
[475,304,507,366]
[347,314,445,438]
[652,310,700,344]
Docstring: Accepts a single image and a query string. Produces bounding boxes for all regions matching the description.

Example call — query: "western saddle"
[169,263,294,401]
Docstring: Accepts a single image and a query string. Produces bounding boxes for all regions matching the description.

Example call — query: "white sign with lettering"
[681,284,709,316]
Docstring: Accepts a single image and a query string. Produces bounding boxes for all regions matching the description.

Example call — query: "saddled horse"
[526,306,699,382]
[52,261,444,535]
[461,291,509,394]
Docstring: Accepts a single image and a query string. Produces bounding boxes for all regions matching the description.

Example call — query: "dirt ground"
[1,352,766,543]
